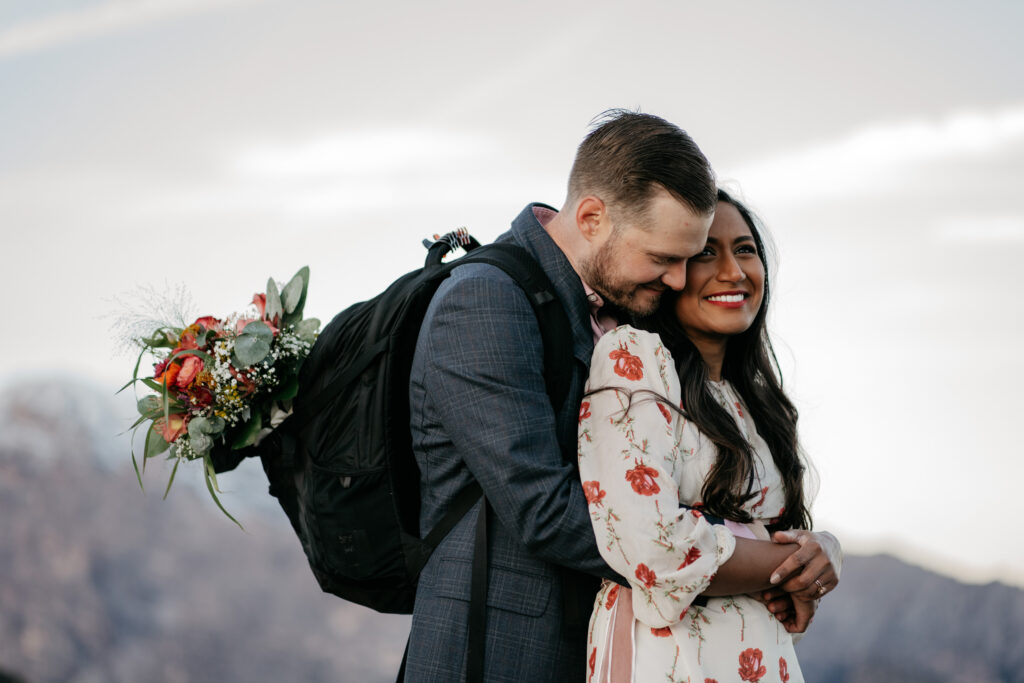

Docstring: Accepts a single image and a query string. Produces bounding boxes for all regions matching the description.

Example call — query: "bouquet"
[122,267,320,525]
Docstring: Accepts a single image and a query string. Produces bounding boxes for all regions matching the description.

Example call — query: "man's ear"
[575,195,610,243]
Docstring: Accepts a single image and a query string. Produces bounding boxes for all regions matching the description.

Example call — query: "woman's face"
[674,201,765,343]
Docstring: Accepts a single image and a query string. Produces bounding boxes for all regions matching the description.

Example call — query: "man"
[404,111,717,682]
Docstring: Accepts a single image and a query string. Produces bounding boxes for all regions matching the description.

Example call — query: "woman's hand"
[768,529,842,602]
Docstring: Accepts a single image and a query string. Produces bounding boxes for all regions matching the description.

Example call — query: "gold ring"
[814,579,826,596]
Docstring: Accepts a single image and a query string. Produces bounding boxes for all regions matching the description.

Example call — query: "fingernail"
[770,573,780,584]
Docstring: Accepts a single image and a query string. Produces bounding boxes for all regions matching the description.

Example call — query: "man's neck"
[541,207,588,280]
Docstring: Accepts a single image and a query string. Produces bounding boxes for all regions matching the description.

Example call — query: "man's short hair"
[567,109,717,224]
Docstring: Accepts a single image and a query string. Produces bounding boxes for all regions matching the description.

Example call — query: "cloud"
[720,102,1024,206]
[934,214,1024,244]
[234,128,495,180]
[0,0,251,60]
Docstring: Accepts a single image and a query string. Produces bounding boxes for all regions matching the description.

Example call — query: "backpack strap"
[453,242,575,410]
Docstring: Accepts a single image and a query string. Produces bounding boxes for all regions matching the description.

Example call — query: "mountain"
[0,378,1021,682]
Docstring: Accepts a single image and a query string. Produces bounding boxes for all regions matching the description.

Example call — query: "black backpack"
[211,231,573,615]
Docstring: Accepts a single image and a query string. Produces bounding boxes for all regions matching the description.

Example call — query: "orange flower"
[578,401,591,424]
[605,584,620,610]
[583,481,606,507]
[154,361,181,388]
[625,459,660,496]
[609,343,644,381]
[677,546,702,570]
[635,563,657,589]
[153,413,188,443]
[650,626,672,637]
[738,648,767,682]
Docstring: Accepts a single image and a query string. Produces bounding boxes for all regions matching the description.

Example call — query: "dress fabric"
[578,326,803,683]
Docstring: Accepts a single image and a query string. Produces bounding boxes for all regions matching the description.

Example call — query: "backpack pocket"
[302,465,406,582]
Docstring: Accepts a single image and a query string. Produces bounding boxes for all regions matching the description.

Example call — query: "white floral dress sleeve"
[578,325,736,627]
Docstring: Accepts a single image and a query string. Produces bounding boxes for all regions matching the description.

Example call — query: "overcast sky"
[2,0,1023,587]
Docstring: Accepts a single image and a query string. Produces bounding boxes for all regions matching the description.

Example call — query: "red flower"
[738,648,767,682]
[677,546,702,570]
[605,584,620,610]
[635,563,657,589]
[657,403,672,424]
[690,508,703,519]
[583,481,606,507]
[579,401,592,424]
[609,343,644,381]
[185,385,214,409]
[194,316,223,335]
[176,355,203,389]
[705,680,719,683]
[252,293,267,318]
[751,486,769,510]
[625,460,660,496]
[734,401,744,418]
[779,657,790,682]
[650,626,672,637]
[588,648,596,682]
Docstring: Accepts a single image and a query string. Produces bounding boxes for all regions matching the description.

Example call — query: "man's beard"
[580,237,664,317]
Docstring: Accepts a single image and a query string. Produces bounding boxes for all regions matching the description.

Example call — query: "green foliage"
[232,321,273,367]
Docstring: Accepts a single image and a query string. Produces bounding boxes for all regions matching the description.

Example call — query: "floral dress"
[578,326,802,683]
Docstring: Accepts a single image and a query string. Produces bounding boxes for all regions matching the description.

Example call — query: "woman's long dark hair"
[638,189,812,530]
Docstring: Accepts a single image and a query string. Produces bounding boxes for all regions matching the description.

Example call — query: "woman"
[578,190,839,682]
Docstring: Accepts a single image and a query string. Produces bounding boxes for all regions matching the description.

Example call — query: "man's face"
[581,188,712,316]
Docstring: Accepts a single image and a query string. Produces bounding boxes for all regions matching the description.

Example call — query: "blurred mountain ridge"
[0,377,1021,682]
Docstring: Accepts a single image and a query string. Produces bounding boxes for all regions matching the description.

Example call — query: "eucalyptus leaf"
[293,317,320,344]
[265,278,283,322]
[233,321,273,367]
[144,427,170,459]
[137,395,163,418]
[231,412,263,450]
[280,267,307,315]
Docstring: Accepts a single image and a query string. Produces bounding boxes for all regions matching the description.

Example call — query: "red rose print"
[625,459,660,496]
[705,680,719,683]
[605,584,620,610]
[583,481,606,507]
[677,546,702,570]
[779,656,790,682]
[680,607,689,620]
[657,403,672,424]
[579,401,592,424]
[751,486,769,510]
[635,563,657,589]
[588,647,596,682]
[734,401,744,417]
[609,343,644,381]
[690,508,703,519]
[738,648,767,682]
[650,626,672,637]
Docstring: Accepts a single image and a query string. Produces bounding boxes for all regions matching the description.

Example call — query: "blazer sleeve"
[417,266,616,579]
[578,326,737,627]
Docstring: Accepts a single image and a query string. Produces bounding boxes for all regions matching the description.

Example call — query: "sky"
[2,0,1023,587]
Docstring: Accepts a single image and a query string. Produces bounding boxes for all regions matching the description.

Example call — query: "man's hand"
[768,529,841,602]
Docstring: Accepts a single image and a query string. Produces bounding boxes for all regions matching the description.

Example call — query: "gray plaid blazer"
[405,204,620,682]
